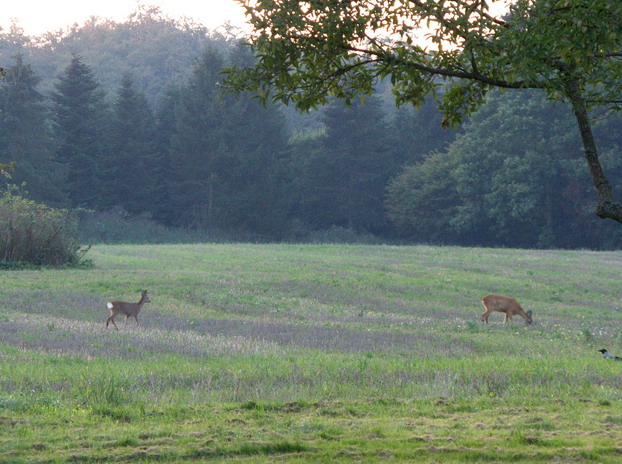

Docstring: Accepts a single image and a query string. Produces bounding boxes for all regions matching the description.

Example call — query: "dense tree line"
[1,10,621,248]
[386,91,622,249]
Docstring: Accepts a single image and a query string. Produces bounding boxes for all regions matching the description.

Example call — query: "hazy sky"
[2,1,247,36]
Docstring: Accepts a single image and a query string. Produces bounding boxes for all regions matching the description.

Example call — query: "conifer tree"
[292,96,394,234]
[0,56,65,205]
[168,46,225,229]
[52,55,108,207]
[151,86,180,225]
[169,45,288,235]
[103,74,157,214]
[220,43,289,236]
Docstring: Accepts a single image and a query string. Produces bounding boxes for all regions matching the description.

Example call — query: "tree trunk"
[565,80,622,223]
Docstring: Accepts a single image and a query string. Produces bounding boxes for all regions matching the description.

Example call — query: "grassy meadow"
[2,243,622,462]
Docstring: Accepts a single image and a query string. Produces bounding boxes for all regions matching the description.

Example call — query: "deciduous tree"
[226,0,622,224]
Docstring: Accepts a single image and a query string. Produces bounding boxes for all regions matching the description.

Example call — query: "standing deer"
[481,294,533,325]
[106,290,150,330]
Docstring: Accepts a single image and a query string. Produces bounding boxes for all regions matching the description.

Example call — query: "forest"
[1,7,621,249]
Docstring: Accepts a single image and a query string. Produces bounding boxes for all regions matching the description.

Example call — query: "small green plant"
[465,321,480,332]
[0,395,25,411]
[81,376,128,412]
[581,328,594,345]
[239,400,259,411]
[238,441,308,456]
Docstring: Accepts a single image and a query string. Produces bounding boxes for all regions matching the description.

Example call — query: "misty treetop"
[0,6,232,104]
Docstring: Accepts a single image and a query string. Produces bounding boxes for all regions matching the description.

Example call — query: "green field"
[2,244,622,462]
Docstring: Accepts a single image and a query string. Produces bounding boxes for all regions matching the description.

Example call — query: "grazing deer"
[481,294,533,325]
[106,290,150,330]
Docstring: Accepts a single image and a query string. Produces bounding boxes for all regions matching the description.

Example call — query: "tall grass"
[78,210,389,245]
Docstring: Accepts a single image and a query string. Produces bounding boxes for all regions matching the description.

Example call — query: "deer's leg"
[481,301,490,323]
[134,315,139,326]
[106,315,119,330]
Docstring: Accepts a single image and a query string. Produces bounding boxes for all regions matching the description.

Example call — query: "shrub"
[0,189,88,266]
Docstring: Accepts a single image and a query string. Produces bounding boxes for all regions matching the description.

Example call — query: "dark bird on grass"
[598,349,622,361]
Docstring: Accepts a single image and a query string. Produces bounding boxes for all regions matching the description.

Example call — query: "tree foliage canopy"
[226,0,622,223]
[228,0,621,115]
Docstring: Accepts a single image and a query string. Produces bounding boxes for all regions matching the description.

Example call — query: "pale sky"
[2,1,248,36]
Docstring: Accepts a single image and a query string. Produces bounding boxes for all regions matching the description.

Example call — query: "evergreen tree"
[168,46,225,229]
[52,55,108,207]
[169,45,289,236]
[151,86,180,224]
[103,74,157,214]
[220,43,289,236]
[0,56,65,205]
[291,96,395,234]
[391,97,456,167]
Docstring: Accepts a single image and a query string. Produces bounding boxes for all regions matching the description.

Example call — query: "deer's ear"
[526,310,533,316]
